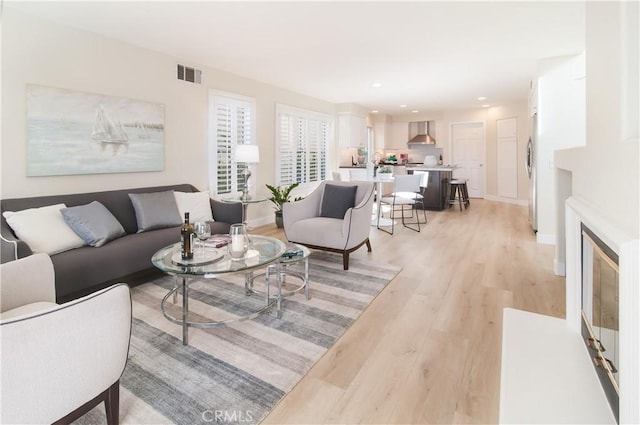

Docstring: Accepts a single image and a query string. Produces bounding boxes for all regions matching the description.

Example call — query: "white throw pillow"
[3,204,86,255]
[173,191,214,223]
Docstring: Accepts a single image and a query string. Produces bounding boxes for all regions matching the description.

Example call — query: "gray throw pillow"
[61,201,126,247]
[320,184,358,219]
[128,191,182,233]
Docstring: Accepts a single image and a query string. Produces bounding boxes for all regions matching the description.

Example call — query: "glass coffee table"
[247,243,311,299]
[152,235,286,345]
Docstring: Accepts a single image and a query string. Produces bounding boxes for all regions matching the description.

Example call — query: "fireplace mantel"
[500,196,639,424]
[565,196,639,424]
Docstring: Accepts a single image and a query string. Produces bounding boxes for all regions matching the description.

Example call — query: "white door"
[496,118,518,199]
[450,122,485,198]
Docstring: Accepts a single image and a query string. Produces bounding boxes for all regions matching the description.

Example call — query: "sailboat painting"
[27,85,164,176]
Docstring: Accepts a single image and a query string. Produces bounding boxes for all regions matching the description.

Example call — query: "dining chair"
[377,174,426,235]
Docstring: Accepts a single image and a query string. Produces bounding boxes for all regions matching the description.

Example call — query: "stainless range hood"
[408,121,436,145]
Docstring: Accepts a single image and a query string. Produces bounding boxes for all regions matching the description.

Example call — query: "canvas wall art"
[27,85,165,176]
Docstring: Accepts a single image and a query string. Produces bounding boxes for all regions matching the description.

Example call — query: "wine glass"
[194,221,211,258]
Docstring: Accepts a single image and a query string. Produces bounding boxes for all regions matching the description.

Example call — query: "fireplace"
[581,224,619,422]
[565,196,640,424]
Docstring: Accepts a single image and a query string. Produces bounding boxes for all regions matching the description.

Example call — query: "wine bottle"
[181,212,194,260]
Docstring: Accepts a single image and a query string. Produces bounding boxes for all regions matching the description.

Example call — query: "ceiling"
[6,1,585,115]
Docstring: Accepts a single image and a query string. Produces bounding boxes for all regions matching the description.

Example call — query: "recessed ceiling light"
[371,110,379,113]
[411,110,419,113]
[482,104,491,108]
[372,83,382,88]
[399,104,407,108]
[477,96,487,101]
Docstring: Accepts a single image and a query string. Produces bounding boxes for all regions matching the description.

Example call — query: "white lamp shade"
[235,144,260,163]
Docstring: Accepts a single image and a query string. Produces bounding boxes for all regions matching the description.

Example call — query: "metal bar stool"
[448,179,470,211]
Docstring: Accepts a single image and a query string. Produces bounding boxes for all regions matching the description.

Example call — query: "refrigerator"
[526,113,538,232]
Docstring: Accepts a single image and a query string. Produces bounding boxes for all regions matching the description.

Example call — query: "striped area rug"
[77,251,401,425]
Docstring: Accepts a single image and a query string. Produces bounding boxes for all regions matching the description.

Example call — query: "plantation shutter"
[275,104,332,187]
[215,104,233,194]
[211,93,254,196]
[278,114,296,186]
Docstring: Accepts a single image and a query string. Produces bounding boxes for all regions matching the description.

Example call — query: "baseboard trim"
[247,215,275,229]
[554,259,566,276]
[484,194,528,207]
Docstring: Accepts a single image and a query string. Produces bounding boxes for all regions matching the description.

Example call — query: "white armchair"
[283,180,375,270]
[0,253,132,425]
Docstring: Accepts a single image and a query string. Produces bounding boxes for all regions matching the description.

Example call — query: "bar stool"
[448,179,470,211]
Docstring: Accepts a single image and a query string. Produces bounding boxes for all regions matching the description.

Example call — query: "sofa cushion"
[320,184,357,219]
[174,191,214,223]
[61,201,126,247]
[128,191,182,233]
[2,204,85,255]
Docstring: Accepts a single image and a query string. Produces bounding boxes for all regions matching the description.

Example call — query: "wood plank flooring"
[255,199,565,424]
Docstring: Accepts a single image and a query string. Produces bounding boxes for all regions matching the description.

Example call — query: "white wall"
[556,2,639,238]
[536,53,586,245]
[0,8,336,224]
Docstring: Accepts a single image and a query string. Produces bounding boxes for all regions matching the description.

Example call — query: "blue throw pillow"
[320,184,358,219]
[61,201,126,247]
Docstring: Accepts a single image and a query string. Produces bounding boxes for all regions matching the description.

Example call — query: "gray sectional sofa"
[0,184,242,302]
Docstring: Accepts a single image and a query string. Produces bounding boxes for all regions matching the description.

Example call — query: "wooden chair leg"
[365,239,372,252]
[343,252,349,270]
[105,381,120,425]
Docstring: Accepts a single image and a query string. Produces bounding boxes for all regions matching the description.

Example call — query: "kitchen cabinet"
[374,122,391,151]
[338,113,366,148]
[338,167,366,181]
[408,169,452,210]
[392,165,407,176]
[390,122,409,149]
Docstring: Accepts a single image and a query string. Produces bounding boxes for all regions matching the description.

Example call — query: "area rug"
[77,251,401,425]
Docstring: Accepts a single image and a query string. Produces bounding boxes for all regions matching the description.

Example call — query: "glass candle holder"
[228,223,249,260]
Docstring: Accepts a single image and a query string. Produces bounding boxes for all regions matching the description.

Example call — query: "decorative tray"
[171,248,224,266]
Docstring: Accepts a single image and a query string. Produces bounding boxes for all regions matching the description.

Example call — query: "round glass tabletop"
[152,235,287,276]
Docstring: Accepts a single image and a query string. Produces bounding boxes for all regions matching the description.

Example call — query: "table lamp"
[235,144,260,200]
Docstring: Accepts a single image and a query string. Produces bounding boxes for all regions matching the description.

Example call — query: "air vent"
[177,64,202,84]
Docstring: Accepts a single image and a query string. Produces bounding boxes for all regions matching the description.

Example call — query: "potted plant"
[266,182,301,228]
[378,166,393,180]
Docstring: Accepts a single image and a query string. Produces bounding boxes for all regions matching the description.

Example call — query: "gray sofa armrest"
[210,198,243,225]
[1,220,32,263]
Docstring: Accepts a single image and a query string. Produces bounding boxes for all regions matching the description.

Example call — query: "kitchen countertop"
[407,165,457,171]
[339,164,458,171]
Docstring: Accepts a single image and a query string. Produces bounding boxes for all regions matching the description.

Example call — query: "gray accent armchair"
[283,180,375,270]
[0,253,132,424]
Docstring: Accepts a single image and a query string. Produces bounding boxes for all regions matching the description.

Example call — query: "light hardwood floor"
[255,199,565,424]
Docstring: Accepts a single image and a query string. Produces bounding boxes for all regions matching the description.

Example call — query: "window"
[208,91,255,196]
[276,104,331,187]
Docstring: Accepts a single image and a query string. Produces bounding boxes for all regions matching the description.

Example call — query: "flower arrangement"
[378,166,393,180]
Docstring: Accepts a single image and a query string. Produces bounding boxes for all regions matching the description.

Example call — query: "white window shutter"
[276,104,332,187]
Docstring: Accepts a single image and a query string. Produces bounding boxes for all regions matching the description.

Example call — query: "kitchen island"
[407,166,456,211]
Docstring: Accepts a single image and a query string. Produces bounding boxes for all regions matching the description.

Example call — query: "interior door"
[451,122,485,198]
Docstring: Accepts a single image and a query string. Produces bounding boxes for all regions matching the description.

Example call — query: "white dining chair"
[377,174,426,235]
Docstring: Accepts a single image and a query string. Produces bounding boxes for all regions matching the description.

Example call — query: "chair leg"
[342,252,349,270]
[105,381,120,425]
[365,239,372,252]
[377,201,394,235]
[400,202,421,233]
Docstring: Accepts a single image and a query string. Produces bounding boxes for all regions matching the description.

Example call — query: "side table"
[221,196,268,226]
[247,243,311,300]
